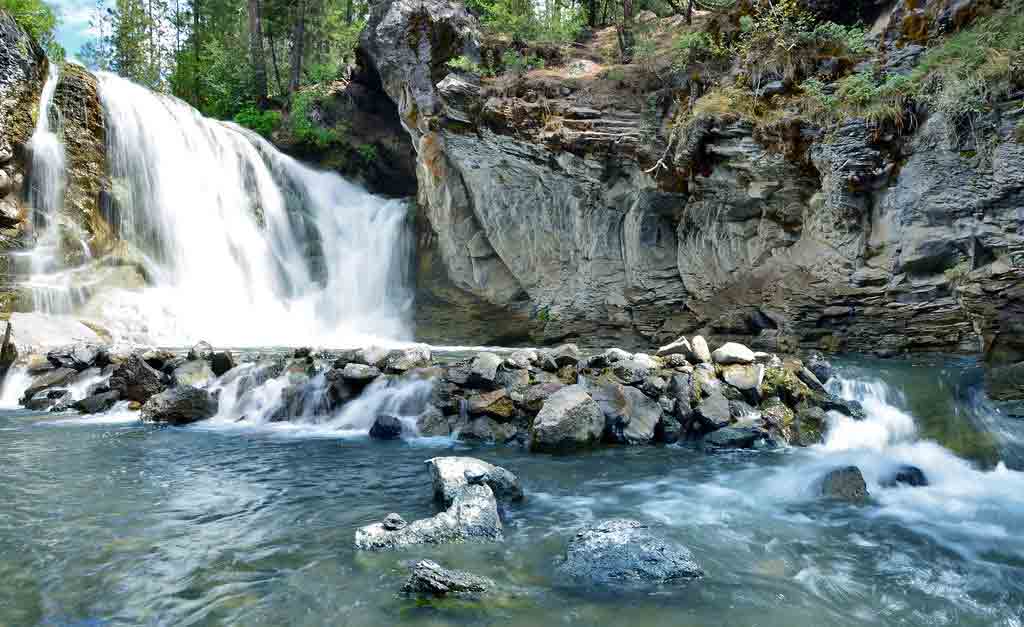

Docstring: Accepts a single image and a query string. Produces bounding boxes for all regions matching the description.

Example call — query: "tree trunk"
[193,0,201,103]
[248,0,268,105]
[289,0,306,93]
[587,0,597,28]
[686,0,695,25]
[618,0,635,63]
[268,28,285,96]
[345,0,353,24]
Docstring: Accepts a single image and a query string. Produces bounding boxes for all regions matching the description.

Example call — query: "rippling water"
[2,357,1024,626]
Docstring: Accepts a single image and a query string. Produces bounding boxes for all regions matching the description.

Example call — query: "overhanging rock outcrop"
[358,0,1023,361]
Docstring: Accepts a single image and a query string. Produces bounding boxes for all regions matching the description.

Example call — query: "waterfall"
[83,73,413,347]
[21,65,92,315]
[27,65,64,225]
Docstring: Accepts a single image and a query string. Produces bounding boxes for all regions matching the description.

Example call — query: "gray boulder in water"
[881,465,928,488]
[109,354,165,403]
[73,390,121,414]
[141,385,218,425]
[426,456,523,506]
[354,483,502,551]
[369,414,404,440]
[529,385,604,452]
[401,560,493,597]
[820,466,869,501]
[557,519,703,585]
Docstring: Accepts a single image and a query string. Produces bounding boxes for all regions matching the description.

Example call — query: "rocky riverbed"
[0,317,870,455]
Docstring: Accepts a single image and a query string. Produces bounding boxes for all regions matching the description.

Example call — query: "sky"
[50,0,107,57]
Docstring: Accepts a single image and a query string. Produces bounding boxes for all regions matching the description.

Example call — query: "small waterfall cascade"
[20,65,92,315]
[88,73,413,347]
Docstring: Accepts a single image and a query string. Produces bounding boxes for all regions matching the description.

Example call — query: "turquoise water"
[1,357,1023,626]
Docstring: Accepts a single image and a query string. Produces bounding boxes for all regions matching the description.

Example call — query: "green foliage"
[447,54,492,77]
[289,87,339,148]
[1015,120,1024,143]
[1,0,64,59]
[500,49,545,74]
[471,0,584,43]
[736,0,869,86]
[356,143,377,163]
[671,31,726,68]
[234,105,281,136]
[801,71,915,129]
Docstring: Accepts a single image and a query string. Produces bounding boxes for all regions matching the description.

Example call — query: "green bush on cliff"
[234,106,282,138]
[289,87,339,148]
[2,0,63,59]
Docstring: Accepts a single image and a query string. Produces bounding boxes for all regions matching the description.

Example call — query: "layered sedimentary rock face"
[358,0,1023,363]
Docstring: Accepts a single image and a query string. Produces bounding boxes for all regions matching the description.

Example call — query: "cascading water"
[64,73,413,348]
[19,65,93,314]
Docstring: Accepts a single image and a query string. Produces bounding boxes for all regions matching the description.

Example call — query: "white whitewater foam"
[67,73,414,348]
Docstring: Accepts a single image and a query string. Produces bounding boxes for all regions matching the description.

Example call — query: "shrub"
[1,0,63,59]
[500,49,545,74]
[234,106,282,137]
[447,54,491,76]
[289,88,339,148]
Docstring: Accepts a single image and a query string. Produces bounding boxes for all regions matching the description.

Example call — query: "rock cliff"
[358,0,1024,368]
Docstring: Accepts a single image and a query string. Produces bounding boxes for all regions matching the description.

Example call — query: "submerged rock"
[820,466,869,501]
[529,385,604,452]
[402,560,494,597]
[73,390,121,414]
[881,465,928,488]
[702,426,766,449]
[557,519,703,585]
[369,414,405,440]
[141,386,218,425]
[354,483,502,551]
[427,456,523,506]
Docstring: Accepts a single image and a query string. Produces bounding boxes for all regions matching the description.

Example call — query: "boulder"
[985,361,1024,401]
[797,367,827,394]
[354,483,502,550]
[521,381,564,412]
[530,385,605,452]
[711,342,756,365]
[694,388,731,431]
[466,388,514,420]
[816,395,867,420]
[109,354,165,403]
[140,386,218,425]
[341,362,381,384]
[25,388,71,411]
[141,348,176,370]
[494,367,529,391]
[820,466,869,501]
[656,336,692,358]
[468,352,502,386]
[369,414,404,439]
[691,336,712,364]
[0,321,17,379]
[416,405,450,436]
[210,351,235,376]
[556,519,703,585]
[881,465,928,488]
[172,360,215,387]
[455,416,519,443]
[602,384,662,445]
[187,340,214,361]
[386,345,431,372]
[72,391,121,414]
[402,560,493,597]
[721,363,764,392]
[505,348,537,369]
[427,456,523,506]
[549,344,581,368]
[702,426,766,449]
[611,359,650,385]
[794,403,827,445]
[47,343,105,372]
[806,352,833,384]
[22,367,77,403]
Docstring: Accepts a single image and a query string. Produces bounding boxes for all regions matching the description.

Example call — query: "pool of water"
[2,356,1024,626]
